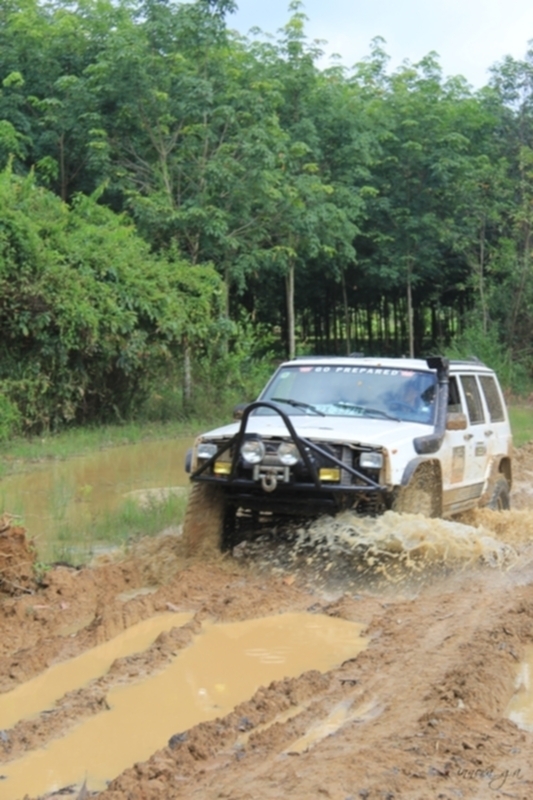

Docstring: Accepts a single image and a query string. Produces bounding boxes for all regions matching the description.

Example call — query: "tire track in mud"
[2,448,533,799]
[100,577,533,800]
[0,558,321,775]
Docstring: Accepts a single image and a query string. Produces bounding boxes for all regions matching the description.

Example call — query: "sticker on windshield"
[296,366,401,376]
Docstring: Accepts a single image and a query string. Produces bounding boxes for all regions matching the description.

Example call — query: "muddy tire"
[182,482,226,556]
[485,476,511,511]
[392,464,441,517]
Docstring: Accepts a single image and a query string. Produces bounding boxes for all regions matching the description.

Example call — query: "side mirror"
[446,412,467,431]
[233,403,250,421]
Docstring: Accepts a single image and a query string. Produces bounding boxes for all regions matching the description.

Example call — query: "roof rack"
[292,354,367,360]
[450,357,487,367]
[293,355,332,360]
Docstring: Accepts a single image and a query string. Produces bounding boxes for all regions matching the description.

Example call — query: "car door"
[477,373,512,466]
[458,374,490,486]
[441,374,486,514]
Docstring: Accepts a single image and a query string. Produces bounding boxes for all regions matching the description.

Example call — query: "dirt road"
[2,447,533,800]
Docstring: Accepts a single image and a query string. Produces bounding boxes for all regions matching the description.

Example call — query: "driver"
[403,377,435,421]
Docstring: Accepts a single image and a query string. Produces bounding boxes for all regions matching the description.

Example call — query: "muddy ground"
[3,447,533,800]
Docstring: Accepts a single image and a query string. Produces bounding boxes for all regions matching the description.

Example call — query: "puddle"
[236,701,313,747]
[0,613,367,799]
[284,696,382,754]
[506,645,533,732]
[285,699,354,754]
[0,612,193,730]
[0,439,192,559]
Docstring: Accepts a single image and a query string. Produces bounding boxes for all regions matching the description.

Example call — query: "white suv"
[183,356,512,551]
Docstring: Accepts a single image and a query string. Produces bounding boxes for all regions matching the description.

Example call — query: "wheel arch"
[394,458,443,517]
[400,457,443,488]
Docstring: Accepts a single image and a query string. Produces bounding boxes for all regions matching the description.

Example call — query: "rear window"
[479,375,505,422]
[459,375,485,424]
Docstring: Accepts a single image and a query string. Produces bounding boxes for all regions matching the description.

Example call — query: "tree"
[0,164,223,429]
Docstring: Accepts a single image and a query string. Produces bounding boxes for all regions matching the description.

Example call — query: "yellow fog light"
[319,468,341,482]
[214,461,232,475]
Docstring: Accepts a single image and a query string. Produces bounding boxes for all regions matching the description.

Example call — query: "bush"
[446,322,531,394]
[0,392,20,442]
[0,167,224,431]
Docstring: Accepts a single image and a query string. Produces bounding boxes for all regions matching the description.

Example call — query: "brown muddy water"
[0,439,192,560]
[234,510,520,595]
[0,612,367,799]
[0,613,193,731]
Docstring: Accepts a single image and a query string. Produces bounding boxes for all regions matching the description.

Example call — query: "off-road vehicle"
[183,355,512,552]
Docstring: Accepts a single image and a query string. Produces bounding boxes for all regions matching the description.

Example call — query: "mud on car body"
[183,356,512,552]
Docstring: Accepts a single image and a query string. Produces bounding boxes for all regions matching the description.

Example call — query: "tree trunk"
[341,272,351,355]
[478,218,489,336]
[183,335,192,408]
[285,264,296,360]
[406,264,414,358]
[366,305,373,353]
[332,289,338,354]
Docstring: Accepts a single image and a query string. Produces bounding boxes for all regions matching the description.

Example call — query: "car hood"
[198,414,431,450]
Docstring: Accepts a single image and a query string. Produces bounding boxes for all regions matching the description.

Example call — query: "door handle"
[484,430,493,437]
[463,433,474,440]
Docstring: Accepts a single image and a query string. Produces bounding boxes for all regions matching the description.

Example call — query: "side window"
[448,377,463,413]
[460,375,485,424]
[479,375,505,422]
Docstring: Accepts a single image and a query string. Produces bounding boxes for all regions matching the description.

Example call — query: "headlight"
[360,451,383,469]
[277,441,299,466]
[241,438,265,465]
[197,442,218,460]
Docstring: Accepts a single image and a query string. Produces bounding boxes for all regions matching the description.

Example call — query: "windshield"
[258,364,437,425]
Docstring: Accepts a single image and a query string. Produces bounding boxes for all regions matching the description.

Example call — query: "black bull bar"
[190,402,386,504]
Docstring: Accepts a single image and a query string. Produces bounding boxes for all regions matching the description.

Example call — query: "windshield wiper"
[271,397,326,417]
[333,401,399,422]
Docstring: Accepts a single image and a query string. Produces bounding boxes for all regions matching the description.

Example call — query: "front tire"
[182,482,226,556]
[392,464,441,517]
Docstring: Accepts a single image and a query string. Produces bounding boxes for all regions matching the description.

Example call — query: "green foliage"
[444,321,531,394]
[0,166,224,430]
[1,0,533,412]
[0,392,20,442]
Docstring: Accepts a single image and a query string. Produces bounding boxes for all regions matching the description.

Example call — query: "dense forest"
[1,0,533,433]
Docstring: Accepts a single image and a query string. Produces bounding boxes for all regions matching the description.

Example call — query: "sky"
[228,0,533,88]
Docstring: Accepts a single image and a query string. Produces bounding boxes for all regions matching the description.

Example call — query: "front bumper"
[189,402,387,514]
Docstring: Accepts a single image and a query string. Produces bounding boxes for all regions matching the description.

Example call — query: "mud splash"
[303,510,516,567]
[0,613,366,800]
[234,510,517,593]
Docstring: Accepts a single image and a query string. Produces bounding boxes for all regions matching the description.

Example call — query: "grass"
[508,405,533,448]
[50,492,189,565]
[0,415,229,479]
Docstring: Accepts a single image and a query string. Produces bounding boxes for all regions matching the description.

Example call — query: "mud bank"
[1,450,533,799]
